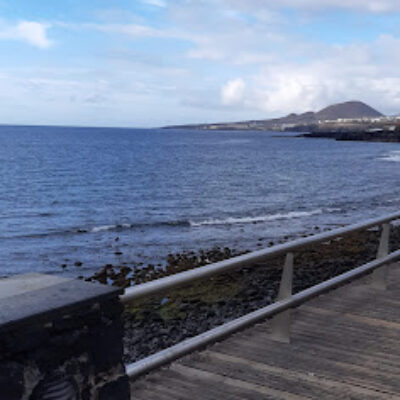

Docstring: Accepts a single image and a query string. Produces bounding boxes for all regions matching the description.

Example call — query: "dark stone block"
[33,331,82,369]
[81,387,92,400]
[90,324,124,374]
[0,324,49,355]
[101,299,124,319]
[0,362,24,400]
[98,376,130,400]
[0,274,121,334]
[0,274,129,400]
[53,311,100,331]
[30,372,79,400]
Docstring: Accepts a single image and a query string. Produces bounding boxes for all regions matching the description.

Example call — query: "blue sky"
[1,0,400,127]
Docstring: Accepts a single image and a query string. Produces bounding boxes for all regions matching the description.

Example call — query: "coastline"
[301,130,400,143]
[119,224,400,364]
[81,224,345,288]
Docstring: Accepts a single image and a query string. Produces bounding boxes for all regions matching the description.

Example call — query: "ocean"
[1,125,400,277]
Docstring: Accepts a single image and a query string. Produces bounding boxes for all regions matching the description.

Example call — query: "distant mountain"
[315,101,383,121]
[164,101,384,131]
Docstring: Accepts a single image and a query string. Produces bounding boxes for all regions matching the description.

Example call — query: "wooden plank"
[131,265,400,399]
[215,331,400,378]
[205,350,399,399]
[178,352,393,400]
[170,363,307,400]
[207,345,400,395]
[163,368,268,400]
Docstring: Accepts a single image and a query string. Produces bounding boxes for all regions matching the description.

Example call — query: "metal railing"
[122,211,400,379]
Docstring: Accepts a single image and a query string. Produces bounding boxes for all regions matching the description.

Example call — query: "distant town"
[164,101,400,142]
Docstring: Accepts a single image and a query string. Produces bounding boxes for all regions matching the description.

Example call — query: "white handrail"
[126,249,400,378]
[121,211,400,303]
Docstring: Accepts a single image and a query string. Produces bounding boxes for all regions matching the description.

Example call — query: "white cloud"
[142,0,167,7]
[88,17,284,64]
[86,22,189,41]
[216,34,400,116]
[224,0,400,13]
[0,60,198,127]
[1,2,400,126]
[221,78,246,106]
[291,0,400,12]
[74,3,400,120]
[252,66,338,114]
[87,23,163,38]
[16,21,52,48]
[0,21,53,48]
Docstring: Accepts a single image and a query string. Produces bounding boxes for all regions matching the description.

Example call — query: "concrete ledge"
[0,273,129,400]
[0,273,122,333]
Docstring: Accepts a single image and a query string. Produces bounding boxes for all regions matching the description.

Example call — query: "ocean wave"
[0,212,54,220]
[189,209,325,227]
[2,207,342,239]
[91,224,130,233]
[2,229,72,240]
[1,219,191,239]
[90,220,191,233]
[380,151,400,162]
[220,139,252,145]
[326,207,342,213]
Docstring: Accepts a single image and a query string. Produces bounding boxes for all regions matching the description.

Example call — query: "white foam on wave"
[91,225,116,233]
[89,207,342,232]
[326,207,342,213]
[91,223,131,233]
[190,209,323,227]
[223,139,252,144]
[380,150,400,162]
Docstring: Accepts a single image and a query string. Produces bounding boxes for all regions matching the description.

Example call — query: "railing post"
[270,252,294,343]
[371,223,390,289]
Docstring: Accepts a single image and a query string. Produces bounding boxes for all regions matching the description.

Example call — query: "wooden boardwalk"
[131,265,400,399]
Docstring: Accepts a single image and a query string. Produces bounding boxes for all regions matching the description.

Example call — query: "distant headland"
[163,100,400,142]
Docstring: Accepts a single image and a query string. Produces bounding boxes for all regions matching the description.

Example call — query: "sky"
[1,1,400,127]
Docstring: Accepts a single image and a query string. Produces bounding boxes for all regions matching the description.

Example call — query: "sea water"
[1,125,400,277]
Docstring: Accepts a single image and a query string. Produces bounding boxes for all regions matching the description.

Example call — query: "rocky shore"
[302,130,400,142]
[109,225,400,364]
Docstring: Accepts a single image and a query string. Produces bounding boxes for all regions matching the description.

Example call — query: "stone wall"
[0,274,130,400]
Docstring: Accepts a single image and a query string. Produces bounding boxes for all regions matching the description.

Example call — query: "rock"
[83,226,395,365]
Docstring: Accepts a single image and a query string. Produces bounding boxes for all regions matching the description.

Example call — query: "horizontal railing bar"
[121,212,400,303]
[126,249,400,379]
